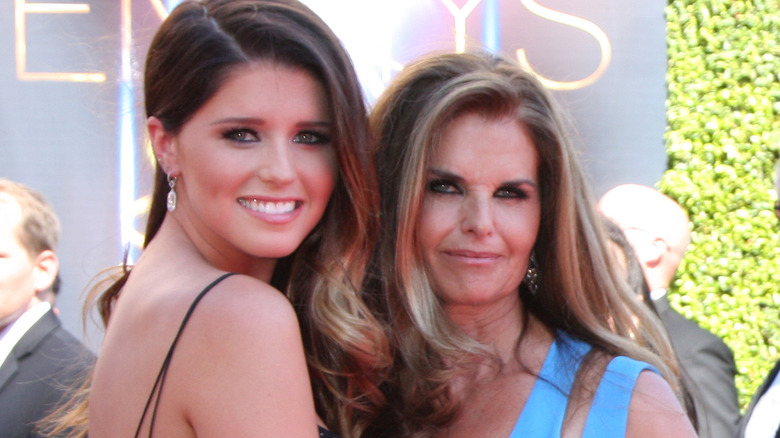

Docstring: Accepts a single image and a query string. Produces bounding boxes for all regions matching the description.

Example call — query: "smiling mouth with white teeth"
[238,198,299,214]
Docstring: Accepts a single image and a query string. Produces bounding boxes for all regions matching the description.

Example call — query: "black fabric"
[654,295,740,438]
[0,310,95,437]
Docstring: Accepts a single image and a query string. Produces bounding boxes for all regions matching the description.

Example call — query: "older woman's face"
[416,113,541,312]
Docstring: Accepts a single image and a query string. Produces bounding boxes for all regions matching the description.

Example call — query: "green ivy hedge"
[663,0,780,410]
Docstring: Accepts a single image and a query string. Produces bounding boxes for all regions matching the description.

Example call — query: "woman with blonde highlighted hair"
[366,52,696,437]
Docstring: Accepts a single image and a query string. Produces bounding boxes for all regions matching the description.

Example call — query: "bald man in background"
[599,184,739,438]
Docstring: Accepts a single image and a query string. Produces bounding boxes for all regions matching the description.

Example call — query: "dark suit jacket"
[0,310,95,437]
[735,358,780,438]
[654,295,740,438]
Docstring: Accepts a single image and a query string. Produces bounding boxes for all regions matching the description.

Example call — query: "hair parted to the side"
[367,51,683,437]
[49,1,389,437]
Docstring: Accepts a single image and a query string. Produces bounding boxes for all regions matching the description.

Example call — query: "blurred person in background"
[0,178,94,436]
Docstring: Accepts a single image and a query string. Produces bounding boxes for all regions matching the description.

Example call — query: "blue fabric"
[508,333,656,438]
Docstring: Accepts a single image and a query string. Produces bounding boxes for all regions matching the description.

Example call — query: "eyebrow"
[428,168,538,189]
[210,117,332,128]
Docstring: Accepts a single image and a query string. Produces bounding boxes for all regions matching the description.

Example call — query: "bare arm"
[627,371,698,438]
[174,276,320,437]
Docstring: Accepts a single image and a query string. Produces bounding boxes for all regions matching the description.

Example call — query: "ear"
[32,249,59,292]
[641,237,667,268]
[148,116,181,176]
[626,232,663,268]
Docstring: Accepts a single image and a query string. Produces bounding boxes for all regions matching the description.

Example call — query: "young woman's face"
[164,63,337,272]
[416,113,541,312]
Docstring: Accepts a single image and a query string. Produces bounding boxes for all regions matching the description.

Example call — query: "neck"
[155,215,277,283]
[446,295,525,363]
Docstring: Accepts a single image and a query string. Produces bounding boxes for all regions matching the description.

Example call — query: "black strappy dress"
[133,273,340,438]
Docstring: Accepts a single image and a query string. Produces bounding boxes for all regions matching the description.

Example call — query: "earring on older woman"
[167,174,178,212]
[525,253,539,294]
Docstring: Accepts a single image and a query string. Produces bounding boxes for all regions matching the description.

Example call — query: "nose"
[258,140,295,185]
[461,194,493,237]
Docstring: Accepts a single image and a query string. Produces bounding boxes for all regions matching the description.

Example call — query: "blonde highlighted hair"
[367,52,683,437]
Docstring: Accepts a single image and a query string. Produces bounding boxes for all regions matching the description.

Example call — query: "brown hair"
[368,52,682,437]
[52,1,388,436]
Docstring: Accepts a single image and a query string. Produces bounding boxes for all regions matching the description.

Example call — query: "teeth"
[238,199,297,214]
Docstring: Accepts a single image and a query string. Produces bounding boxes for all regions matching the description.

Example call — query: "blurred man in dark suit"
[0,178,94,436]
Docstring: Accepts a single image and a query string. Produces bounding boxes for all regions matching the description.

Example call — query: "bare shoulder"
[174,272,309,378]
[626,371,698,438]
[188,273,308,360]
[193,273,300,332]
[181,272,308,373]
[170,273,319,436]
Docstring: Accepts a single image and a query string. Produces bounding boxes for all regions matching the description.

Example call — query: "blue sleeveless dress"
[508,333,657,438]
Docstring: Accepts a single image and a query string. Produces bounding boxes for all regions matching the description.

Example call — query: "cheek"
[416,198,457,254]
[189,165,246,207]
[179,148,248,198]
[321,154,339,197]
[302,150,338,201]
[499,208,540,253]
[0,259,32,289]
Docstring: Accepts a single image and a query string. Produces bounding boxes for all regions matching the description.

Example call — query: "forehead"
[213,62,328,111]
[431,113,538,176]
[0,194,22,230]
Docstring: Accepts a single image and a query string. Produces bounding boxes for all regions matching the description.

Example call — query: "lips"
[444,249,501,261]
[237,198,300,214]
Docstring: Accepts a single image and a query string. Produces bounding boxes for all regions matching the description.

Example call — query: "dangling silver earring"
[524,253,539,295]
[166,174,178,212]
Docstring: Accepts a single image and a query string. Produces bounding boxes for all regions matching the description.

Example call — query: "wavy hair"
[44,1,389,436]
[367,52,682,437]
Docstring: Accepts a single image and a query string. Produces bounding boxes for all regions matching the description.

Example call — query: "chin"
[257,242,306,259]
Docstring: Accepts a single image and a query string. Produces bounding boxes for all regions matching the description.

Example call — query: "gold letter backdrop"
[0,0,666,348]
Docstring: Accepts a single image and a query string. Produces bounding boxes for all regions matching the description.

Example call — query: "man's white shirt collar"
[650,288,668,301]
[0,301,51,368]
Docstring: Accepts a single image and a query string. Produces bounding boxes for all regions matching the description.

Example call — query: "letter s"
[516,0,612,90]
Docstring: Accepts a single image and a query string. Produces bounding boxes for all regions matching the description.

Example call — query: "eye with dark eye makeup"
[293,130,331,145]
[426,179,462,195]
[495,186,531,199]
[221,128,259,143]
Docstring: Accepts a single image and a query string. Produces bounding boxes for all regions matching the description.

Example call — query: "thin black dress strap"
[135,272,237,438]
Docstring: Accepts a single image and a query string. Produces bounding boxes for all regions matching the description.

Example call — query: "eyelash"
[427,179,461,194]
[293,130,331,145]
[495,187,529,199]
[426,179,529,199]
[222,128,258,143]
[220,128,332,146]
